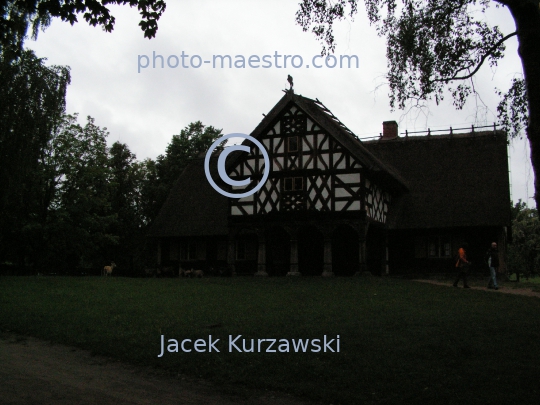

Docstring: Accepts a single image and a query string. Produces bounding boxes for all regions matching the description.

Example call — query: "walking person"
[486,242,499,290]
[453,243,471,288]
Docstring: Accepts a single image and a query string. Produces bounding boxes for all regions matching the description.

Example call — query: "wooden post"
[227,234,236,276]
[255,231,268,276]
[287,232,301,276]
[157,240,162,266]
[384,231,390,275]
[356,222,369,275]
[322,234,334,277]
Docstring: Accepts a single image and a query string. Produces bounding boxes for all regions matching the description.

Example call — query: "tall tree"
[107,141,148,274]
[39,114,117,272]
[0,0,166,60]
[0,49,69,264]
[296,0,540,206]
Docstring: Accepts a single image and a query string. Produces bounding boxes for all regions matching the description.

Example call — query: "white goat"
[103,262,116,276]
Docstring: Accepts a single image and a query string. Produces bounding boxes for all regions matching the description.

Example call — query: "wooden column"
[322,232,334,277]
[384,231,390,275]
[356,222,369,275]
[287,230,301,276]
[227,234,236,276]
[254,231,268,276]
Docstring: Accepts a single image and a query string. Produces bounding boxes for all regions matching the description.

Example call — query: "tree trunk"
[505,0,540,207]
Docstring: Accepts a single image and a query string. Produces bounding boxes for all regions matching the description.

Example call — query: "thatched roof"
[363,131,511,229]
[147,157,229,238]
[148,91,511,239]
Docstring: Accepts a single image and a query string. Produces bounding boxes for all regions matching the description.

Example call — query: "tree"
[507,200,540,278]
[144,121,223,223]
[107,141,149,274]
[296,0,540,207]
[0,0,166,60]
[38,114,117,273]
[0,49,69,265]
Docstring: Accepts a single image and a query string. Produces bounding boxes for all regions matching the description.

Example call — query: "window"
[180,242,197,260]
[284,177,303,191]
[443,241,451,257]
[428,236,451,258]
[288,136,299,152]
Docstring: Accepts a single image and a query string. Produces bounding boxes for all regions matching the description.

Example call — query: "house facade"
[148,90,511,275]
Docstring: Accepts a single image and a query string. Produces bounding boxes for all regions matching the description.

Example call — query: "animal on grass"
[103,262,116,276]
[144,268,156,277]
[181,268,194,278]
[194,269,204,278]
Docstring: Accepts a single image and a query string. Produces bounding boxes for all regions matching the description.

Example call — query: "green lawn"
[505,274,540,292]
[1,276,539,404]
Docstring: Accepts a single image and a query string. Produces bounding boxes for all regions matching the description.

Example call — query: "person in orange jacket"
[453,243,471,288]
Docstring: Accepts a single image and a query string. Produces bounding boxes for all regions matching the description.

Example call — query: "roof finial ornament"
[287,75,293,91]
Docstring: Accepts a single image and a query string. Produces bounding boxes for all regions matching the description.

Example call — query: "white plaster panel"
[335,188,349,198]
[347,201,361,211]
[336,173,360,184]
[335,201,347,211]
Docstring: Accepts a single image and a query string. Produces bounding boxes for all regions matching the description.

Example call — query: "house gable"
[227,91,396,223]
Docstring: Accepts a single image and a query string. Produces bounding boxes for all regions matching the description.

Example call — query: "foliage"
[107,141,150,273]
[145,121,223,222]
[1,101,222,273]
[0,49,69,263]
[0,46,221,272]
[496,77,528,138]
[296,0,527,135]
[507,200,540,278]
[37,114,117,272]
[295,0,537,175]
[0,0,166,61]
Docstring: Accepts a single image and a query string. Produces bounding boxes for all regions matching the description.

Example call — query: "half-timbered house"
[148,89,511,275]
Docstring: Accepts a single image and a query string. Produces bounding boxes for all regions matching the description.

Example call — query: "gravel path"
[414,279,540,298]
[0,333,313,405]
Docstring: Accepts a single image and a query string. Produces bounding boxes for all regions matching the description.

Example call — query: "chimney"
[382,121,399,140]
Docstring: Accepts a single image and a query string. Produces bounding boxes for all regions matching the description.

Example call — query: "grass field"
[1,276,539,404]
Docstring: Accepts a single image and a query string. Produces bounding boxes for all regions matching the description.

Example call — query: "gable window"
[284,177,303,191]
[288,136,299,152]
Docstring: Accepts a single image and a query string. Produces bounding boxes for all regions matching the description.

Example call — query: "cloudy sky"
[26,0,534,206]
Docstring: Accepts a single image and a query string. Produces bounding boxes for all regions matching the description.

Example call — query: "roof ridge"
[305,96,358,140]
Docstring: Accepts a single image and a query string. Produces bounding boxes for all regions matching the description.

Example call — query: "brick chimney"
[382,121,399,140]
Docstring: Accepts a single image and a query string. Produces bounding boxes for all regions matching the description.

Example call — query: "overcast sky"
[26,0,535,207]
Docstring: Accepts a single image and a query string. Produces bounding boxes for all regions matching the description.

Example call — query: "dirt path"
[0,333,313,405]
[414,279,540,298]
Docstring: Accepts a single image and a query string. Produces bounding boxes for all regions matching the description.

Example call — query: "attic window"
[284,177,303,191]
[288,136,299,152]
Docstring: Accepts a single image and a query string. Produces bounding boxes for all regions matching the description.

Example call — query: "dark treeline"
[0,50,222,275]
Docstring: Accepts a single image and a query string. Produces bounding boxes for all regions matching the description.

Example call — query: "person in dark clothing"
[486,242,499,290]
[453,243,471,288]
